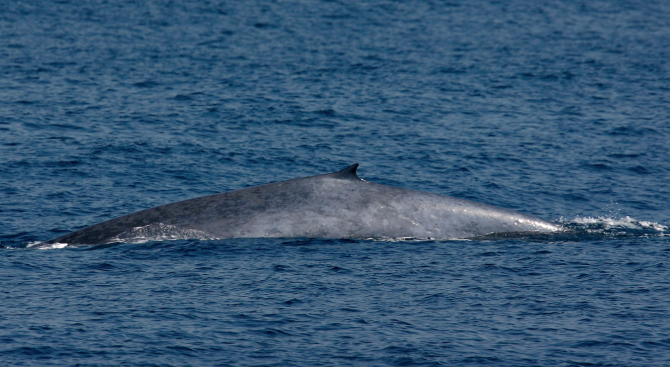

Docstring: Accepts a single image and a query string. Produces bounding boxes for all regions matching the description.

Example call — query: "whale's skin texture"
[41,164,561,246]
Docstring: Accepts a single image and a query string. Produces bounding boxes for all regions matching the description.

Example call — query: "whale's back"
[42,165,560,246]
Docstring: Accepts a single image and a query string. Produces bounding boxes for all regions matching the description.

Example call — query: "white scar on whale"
[37,164,562,247]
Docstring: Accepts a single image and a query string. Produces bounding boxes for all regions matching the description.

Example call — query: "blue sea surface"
[1,0,670,366]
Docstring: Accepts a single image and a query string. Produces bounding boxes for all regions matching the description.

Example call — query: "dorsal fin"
[331,163,360,180]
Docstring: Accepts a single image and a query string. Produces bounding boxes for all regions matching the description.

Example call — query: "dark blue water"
[2,0,670,365]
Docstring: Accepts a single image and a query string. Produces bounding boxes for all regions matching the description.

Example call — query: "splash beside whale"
[38,164,561,247]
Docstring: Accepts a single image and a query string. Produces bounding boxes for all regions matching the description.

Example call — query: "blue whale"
[39,164,561,246]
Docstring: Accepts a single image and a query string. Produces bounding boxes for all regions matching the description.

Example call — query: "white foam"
[638,220,668,231]
[27,241,69,250]
[562,215,668,235]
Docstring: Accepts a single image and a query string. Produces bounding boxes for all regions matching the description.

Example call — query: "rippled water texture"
[1,0,669,366]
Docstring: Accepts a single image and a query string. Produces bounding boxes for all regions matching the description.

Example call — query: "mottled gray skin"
[41,164,561,246]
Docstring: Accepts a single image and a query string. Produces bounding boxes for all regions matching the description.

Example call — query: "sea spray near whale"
[38,164,562,247]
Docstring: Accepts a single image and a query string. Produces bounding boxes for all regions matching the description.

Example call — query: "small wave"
[560,216,668,237]
[473,216,667,241]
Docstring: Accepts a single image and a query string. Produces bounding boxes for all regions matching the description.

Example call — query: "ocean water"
[1,0,670,366]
